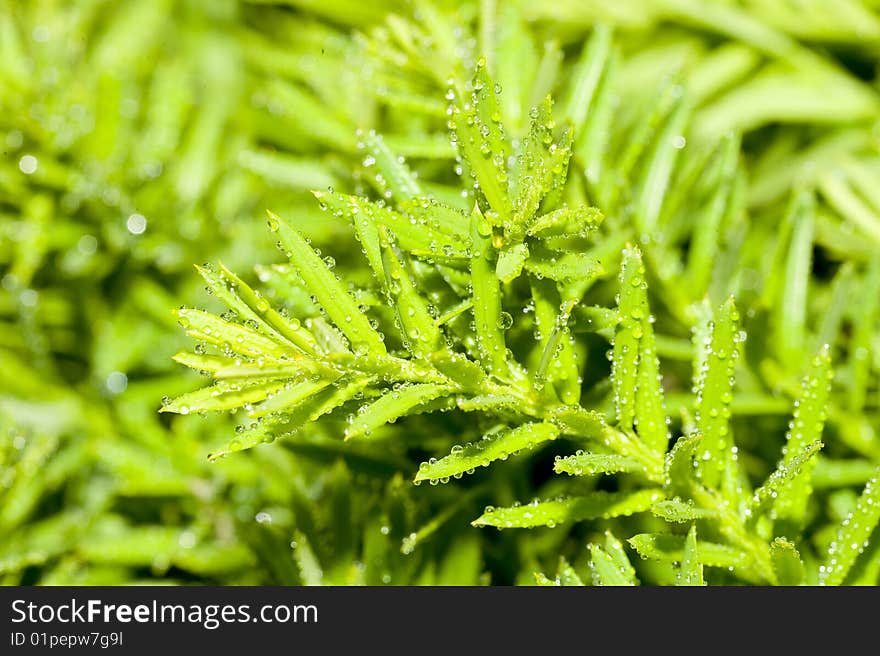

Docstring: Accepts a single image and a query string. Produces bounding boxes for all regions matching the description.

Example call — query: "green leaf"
[172,352,240,374]
[579,48,617,199]
[344,383,455,440]
[628,533,745,569]
[557,557,585,586]
[846,256,880,412]
[775,345,832,525]
[526,206,604,238]
[161,380,287,415]
[493,3,536,133]
[450,57,510,220]
[208,378,373,461]
[415,422,559,483]
[470,204,508,375]
[534,297,577,390]
[524,249,604,284]
[634,93,689,235]
[685,134,740,297]
[454,394,519,412]
[359,129,422,201]
[665,433,703,495]
[819,468,880,585]
[613,246,668,452]
[612,246,642,431]
[496,242,529,283]
[316,191,467,261]
[396,197,471,244]
[291,530,323,586]
[511,95,573,227]
[249,378,336,419]
[562,23,612,135]
[378,227,442,355]
[271,210,386,355]
[680,524,705,586]
[428,351,486,390]
[174,308,293,361]
[775,191,815,367]
[216,263,321,355]
[549,405,608,441]
[631,289,668,455]
[530,279,580,404]
[472,489,663,528]
[652,498,716,523]
[534,572,556,586]
[749,440,823,519]
[771,538,805,586]
[554,453,642,477]
[589,531,638,586]
[696,297,741,490]
[608,82,681,213]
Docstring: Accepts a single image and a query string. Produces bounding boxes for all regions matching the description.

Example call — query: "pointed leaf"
[562,23,612,134]
[216,263,320,355]
[635,94,689,234]
[396,197,471,244]
[652,498,717,523]
[750,440,823,519]
[291,531,323,586]
[696,297,741,489]
[162,380,286,415]
[680,524,705,586]
[472,489,663,528]
[665,433,702,495]
[378,227,442,355]
[589,531,638,586]
[554,453,642,477]
[207,378,372,461]
[415,422,559,483]
[613,247,642,430]
[525,249,604,284]
[628,533,745,569]
[470,205,508,375]
[511,95,572,226]
[174,308,293,361]
[550,406,608,441]
[249,378,336,419]
[775,190,815,367]
[534,573,558,586]
[819,468,880,585]
[450,58,510,219]
[429,351,486,389]
[344,383,454,440]
[614,245,670,452]
[771,538,805,586]
[496,242,529,283]
[272,211,386,355]
[557,557,585,586]
[172,352,239,374]
[846,256,880,412]
[318,191,468,256]
[531,279,580,404]
[526,206,604,238]
[685,134,739,297]
[359,129,422,201]
[774,350,833,527]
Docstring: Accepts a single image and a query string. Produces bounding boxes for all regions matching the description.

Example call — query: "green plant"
[165,49,880,584]
[3,0,880,587]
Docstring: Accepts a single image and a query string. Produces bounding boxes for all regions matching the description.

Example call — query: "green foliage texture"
[2,0,880,585]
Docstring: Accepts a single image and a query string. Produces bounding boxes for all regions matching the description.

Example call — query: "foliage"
[2,0,880,585]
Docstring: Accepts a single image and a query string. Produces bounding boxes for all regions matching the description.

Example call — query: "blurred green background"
[2,0,879,585]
